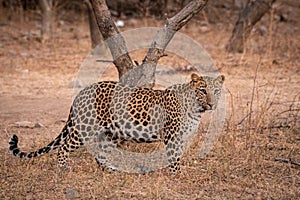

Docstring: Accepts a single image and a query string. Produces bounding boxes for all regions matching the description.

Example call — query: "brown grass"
[1,5,299,200]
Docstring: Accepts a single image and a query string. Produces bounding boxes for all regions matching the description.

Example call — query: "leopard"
[9,73,225,174]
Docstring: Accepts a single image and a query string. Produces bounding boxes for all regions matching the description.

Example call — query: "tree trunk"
[226,0,275,53]
[89,0,134,79]
[85,0,103,49]
[38,0,52,43]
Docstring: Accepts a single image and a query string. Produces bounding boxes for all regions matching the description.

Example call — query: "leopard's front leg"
[164,127,185,174]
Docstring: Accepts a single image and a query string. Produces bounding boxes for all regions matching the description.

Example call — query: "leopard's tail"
[8,123,70,160]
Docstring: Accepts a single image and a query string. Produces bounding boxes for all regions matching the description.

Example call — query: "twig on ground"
[274,157,300,167]
[237,111,253,125]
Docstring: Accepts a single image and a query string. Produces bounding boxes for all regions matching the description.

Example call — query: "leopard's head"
[203,75,225,110]
[190,73,211,111]
[190,73,225,111]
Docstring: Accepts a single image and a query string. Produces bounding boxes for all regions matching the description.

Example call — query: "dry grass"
[1,4,299,200]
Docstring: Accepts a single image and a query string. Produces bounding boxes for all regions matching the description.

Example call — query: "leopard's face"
[189,73,212,111]
[203,75,225,110]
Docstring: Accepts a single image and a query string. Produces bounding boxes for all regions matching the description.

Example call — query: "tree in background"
[226,0,276,53]
[38,0,53,43]
[84,0,102,49]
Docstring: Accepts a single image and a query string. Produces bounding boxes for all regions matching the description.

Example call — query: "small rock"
[8,50,17,56]
[20,52,30,57]
[15,121,33,128]
[58,20,65,27]
[25,194,33,200]
[65,188,80,199]
[55,118,67,124]
[16,68,29,73]
[15,121,44,129]
[199,26,210,33]
[183,65,196,71]
[34,122,45,128]
[116,20,124,27]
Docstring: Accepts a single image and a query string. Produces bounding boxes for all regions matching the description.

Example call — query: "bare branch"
[145,0,209,63]
[120,0,209,87]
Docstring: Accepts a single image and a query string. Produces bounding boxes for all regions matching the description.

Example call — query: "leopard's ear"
[191,73,203,82]
[216,75,225,83]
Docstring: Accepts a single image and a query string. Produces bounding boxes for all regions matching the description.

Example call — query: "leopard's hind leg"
[57,129,83,171]
[91,131,118,172]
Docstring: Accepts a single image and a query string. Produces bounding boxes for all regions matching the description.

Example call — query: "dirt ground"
[1,3,299,200]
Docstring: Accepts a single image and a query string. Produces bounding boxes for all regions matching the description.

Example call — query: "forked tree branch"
[143,0,209,64]
[90,0,208,87]
[122,0,209,87]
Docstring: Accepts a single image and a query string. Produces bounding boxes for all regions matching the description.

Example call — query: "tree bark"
[38,0,52,43]
[89,0,134,79]
[226,0,276,53]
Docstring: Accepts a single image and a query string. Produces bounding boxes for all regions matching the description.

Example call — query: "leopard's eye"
[214,88,220,95]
